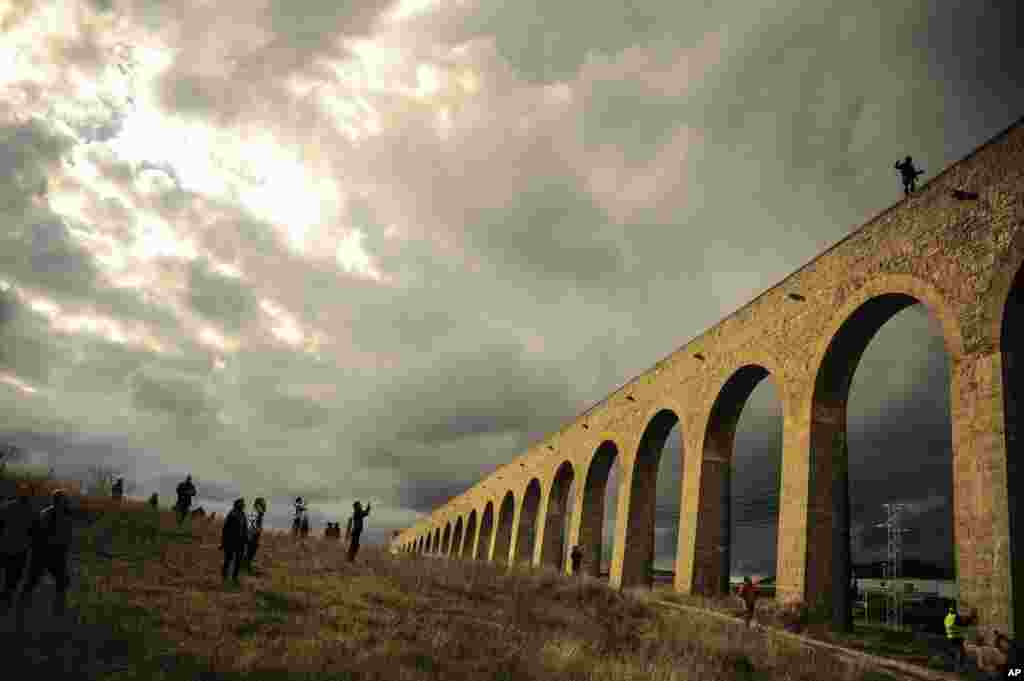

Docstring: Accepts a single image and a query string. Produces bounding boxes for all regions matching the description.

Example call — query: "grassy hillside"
[2,479,912,680]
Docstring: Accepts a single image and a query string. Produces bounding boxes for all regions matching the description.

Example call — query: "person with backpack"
[0,484,34,613]
[347,501,371,562]
[18,489,74,618]
[175,475,197,524]
[220,498,248,584]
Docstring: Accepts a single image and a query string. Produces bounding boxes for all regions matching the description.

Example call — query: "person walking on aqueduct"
[347,501,371,562]
[894,155,925,196]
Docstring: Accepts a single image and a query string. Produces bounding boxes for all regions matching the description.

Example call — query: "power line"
[874,502,911,630]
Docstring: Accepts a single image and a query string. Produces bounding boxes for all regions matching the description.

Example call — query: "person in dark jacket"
[0,485,34,612]
[292,497,306,539]
[894,155,925,196]
[243,498,265,574]
[220,498,248,584]
[175,475,197,524]
[111,477,124,502]
[347,501,371,562]
[19,489,74,618]
[569,545,583,576]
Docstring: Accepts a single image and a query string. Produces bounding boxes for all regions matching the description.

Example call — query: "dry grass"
[3,481,907,680]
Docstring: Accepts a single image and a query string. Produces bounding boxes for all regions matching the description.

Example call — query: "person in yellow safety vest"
[944,603,969,671]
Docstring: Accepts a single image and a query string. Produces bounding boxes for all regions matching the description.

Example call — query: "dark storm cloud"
[0,429,170,492]
[0,122,101,298]
[575,73,688,166]
[187,258,259,332]
[465,174,626,286]
[254,390,332,431]
[130,367,221,442]
[457,0,713,83]
[383,343,574,448]
[0,290,63,386]
[396,478,480,515]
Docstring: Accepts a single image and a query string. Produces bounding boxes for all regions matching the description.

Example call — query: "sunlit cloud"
[0,372,39,395]
[259,298,306,347]
[17,287,169,354]
[336,229,384,281]
[385,0,445,23]
[198,326,239,354]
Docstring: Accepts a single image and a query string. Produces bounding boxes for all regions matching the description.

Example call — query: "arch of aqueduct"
[391,115,1024,637]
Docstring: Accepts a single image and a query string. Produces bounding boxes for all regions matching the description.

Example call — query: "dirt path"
[650,598,992,681]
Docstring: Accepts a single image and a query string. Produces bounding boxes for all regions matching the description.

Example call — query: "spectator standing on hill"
[19,489,74,618]
[347,501,371,562]
[293,497,307,538]
[0,485,34,613]
[111,477,124,502]
[148,492,158,509]
[570,545,583,576]
[944,603,975,671]
[738,576,759,629]
[244,497,266,574]
[175,475,197,524]
[220,498,248,584]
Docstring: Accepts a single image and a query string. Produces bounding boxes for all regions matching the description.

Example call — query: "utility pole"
[877,503,910,630]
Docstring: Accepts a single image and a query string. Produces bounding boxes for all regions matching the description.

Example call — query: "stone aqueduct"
[390,115,1024,637]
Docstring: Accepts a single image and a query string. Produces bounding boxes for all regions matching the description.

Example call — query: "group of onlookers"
[0,471,378,632]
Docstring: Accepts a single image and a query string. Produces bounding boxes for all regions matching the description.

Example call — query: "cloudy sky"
[0,0,1021,564]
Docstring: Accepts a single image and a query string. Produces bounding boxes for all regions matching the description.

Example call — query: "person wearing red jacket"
[737,576,759,629]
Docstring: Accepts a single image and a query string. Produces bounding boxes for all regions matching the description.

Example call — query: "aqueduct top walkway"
[391,114,1024,639]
